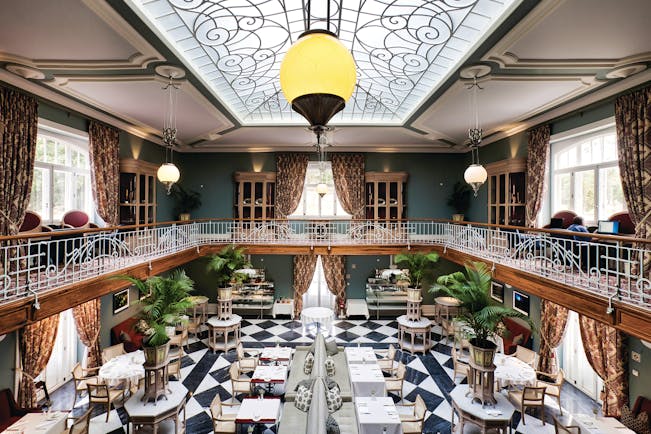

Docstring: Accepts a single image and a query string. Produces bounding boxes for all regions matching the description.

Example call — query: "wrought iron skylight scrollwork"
[128,0,516,124]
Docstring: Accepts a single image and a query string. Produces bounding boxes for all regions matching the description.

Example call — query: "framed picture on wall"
[491,282,504,303]
[113,289,129,314]
[512,290,530,316]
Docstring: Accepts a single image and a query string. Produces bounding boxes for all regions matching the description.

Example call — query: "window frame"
[289,161,351,219]
[549,118,624,226]
[30,120,93,225]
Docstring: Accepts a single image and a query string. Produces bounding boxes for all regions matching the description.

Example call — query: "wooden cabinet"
[486,158,526,226]
[234,172,276,220]
[119,159,158,225]
[365,172,408,220]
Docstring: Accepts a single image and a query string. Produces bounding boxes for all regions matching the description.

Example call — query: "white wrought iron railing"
[2,219,650,310]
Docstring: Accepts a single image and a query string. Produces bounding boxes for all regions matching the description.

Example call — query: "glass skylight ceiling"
[128,0,518,125]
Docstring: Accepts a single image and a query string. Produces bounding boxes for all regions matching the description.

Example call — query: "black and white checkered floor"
[66,318,586,434]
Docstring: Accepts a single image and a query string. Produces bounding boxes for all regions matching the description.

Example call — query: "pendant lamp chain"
[157,74,181,195]
[464,76,487,197]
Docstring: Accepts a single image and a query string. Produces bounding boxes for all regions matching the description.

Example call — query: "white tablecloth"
[260,347,293,362]
[355,397,402,434]
[272,300,294,319]
[573,413,635,433]
[301,307,334,335]
[5,412,69,434]
[349,363,386,397]
[99,350,145,387]
[345,347,377,364]
[252,365,288,383]
[494,353,536,389]
[236,398,281,424]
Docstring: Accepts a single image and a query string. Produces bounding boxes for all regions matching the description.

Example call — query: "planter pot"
[407,287,421,302]
[218,287,232,300]
[143,342,170,367]
[452,214,465,222]
[469,339,497,367]
[179,213,191,221]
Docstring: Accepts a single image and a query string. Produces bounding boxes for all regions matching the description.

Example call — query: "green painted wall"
[346,255,392,299]
[0,333,16,392]
[628,337,651,406]
[99,286,143,349]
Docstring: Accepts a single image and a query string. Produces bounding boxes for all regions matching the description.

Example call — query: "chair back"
[609,212,634,235]
[69,408,92,434]
[396,362,406,380]
[414,395,426,420]
[87,382,109,400]
[387,344,395,359]
[101,343,125,364]
[515,345,537,367]
[522,386,546,404]
[236,343,245,360]
[62,210,90,228]
[229,362,239,381]
[72,363,84,380]
[554,416,581,434]
[551,210,578,229]
[19,211,42,233]
[210,394,223,419]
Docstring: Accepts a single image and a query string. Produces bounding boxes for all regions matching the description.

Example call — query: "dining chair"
[398,394,426,434]
[66,407,92,434]
[441,318,456,345]
[168,347,185,380]
[536,369,565,415]
[19,211,52,234]
[451,347,469,383]
[210,394,239,434]
[101,343,126,364]
[236,343,259,373]
[229,362,252,400]
[514,345,538,368]
[87,381,125,422]
[61,210,98,229]
[553,415,581,434]
[385,362,406,402]
[169,328,189,350]
[377,344,397,375]
[508,386,547,426]
[71,363,99,407]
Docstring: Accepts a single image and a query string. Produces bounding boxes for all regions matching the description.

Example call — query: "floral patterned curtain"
[276,153,309,218]
[525,124,550,227]
[293,254,318,316]
[321,255,347,315]
[89,121,120,226]
[18,315,60,407]
[72,298,102,368]
[331,154,365,219]
[615,86,651,272]
[0,86,38,235]
[537,300,568,373]
[579,315,628,417]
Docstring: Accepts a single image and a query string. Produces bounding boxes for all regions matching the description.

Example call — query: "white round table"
[301,307,334,336]
[99,350,145,387]
[494,353,536,389]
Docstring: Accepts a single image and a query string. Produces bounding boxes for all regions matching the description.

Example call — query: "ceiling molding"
[0,69,162,145]
[184,143,463,154]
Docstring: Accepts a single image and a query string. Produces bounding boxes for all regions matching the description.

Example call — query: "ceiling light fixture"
[464,75,487,197]
[315,131,330,198]
[279,0,356,138]
[157,73,181,194]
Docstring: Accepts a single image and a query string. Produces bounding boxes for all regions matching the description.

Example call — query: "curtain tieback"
[603,370,626,387]
[90,328,101,346]
[0,209,19,232]
[635,208,651,232]
[15,367,37,382]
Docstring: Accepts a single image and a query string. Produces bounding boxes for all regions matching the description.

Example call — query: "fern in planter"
[116,269,195,348]
[430,261,533,349]
[207,244,251,288]
[447,181,472,219]
[171,184,202,220]
[393,251,439,289]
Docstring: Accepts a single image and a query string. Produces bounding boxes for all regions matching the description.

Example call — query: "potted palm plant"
[117,270,194,366]
[430,261,533,367]
[171,184,202,221]
[393,251,440,289]
[447,181,471,221]
[207,244,251,299]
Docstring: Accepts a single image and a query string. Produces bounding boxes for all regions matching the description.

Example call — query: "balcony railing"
[1,219,650,311]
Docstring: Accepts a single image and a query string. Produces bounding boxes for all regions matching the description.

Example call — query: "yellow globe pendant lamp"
[280,29,356,128]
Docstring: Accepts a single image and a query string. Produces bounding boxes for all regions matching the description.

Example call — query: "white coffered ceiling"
[0,0,649,152]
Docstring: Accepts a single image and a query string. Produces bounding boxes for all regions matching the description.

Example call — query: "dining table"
[259,346,293,364]
[99,349,145,388]
[4,411,69,434]
[345,346,378,364]
[251,365,288,395]
[355,397,402,434]
[348,363,386,397]
[568,413,635,433]
[236,397,281,434]
[493,353,536,389]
